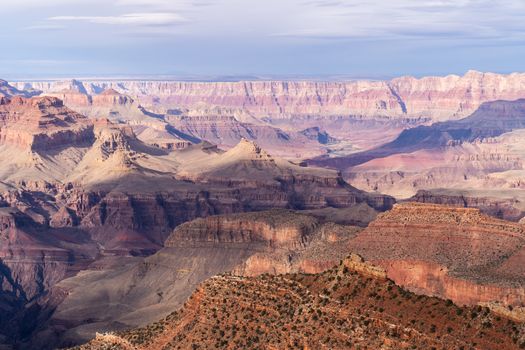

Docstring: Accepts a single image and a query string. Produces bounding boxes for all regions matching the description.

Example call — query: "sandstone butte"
[0,95,93,150]
[13,70,525,122]
[349,202,525,320]
[70,254,525,350]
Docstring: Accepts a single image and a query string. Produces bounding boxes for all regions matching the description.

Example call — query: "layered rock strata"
[33,210,361,348]
[14,70,525,122]
[349,203,525,317]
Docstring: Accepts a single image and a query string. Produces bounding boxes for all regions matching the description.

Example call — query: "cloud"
[272,0,525,41]
[49,12,187,26]
[0,59,84,66]
[23,24,66,31]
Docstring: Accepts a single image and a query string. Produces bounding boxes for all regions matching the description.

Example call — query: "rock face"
[0,206,99,345]
[14,71,525,122]
[348,203,525,314]
[33,210,361,348]
[71,255,523,350]
[311,99,525,206]
[0,96,94,150]
[410,190,524,221]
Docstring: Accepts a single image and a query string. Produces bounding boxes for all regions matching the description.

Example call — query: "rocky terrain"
[31,209,362,348]
[36,202,525,348]
[11,70,524,160]
[0,96,93,151]
[72,254,524,350]
[310,99,525,217]
[4,71,525,349]
[0,93,394,348]
[348,202,525,318]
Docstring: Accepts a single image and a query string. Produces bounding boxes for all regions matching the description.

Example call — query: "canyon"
[3,71,525,349]
[0,90,394,349]
[43,202,525,348]
[13,70,525,160]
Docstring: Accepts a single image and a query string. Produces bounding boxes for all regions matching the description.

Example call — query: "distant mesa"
[0,95,93,151]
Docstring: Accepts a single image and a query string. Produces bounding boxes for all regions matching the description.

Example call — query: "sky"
[1,0,525,80]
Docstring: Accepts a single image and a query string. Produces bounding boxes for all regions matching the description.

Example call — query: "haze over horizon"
[2,0,525,80]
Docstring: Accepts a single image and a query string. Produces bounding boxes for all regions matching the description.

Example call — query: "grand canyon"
[3,1,525,348]
[0,70,524,349]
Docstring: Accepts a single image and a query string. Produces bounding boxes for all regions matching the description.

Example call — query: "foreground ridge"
[72,254,524,350]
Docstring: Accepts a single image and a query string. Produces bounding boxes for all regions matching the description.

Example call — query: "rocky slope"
[348,202,525,318]
[29,209,362,348]
[0,96,93,151]
[0,80,32,98]
[14,71,525,122]
[313,99,525,170]
[71,254,524,350]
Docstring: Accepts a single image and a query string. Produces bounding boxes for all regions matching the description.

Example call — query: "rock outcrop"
[33,210,361,348]
[348,202,525,314]
[0,96,94,151]
[71,255,523,350]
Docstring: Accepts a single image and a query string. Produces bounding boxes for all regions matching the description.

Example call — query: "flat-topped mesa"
[91,88,134,107]
[358,202,525,266]
[165,210,319,249]
[0,96,94,150]
[410,190,524,221]
[349,202,525,309]
[370,202,525,232]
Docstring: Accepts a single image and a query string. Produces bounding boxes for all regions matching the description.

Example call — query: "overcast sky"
[1,0,525,79]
